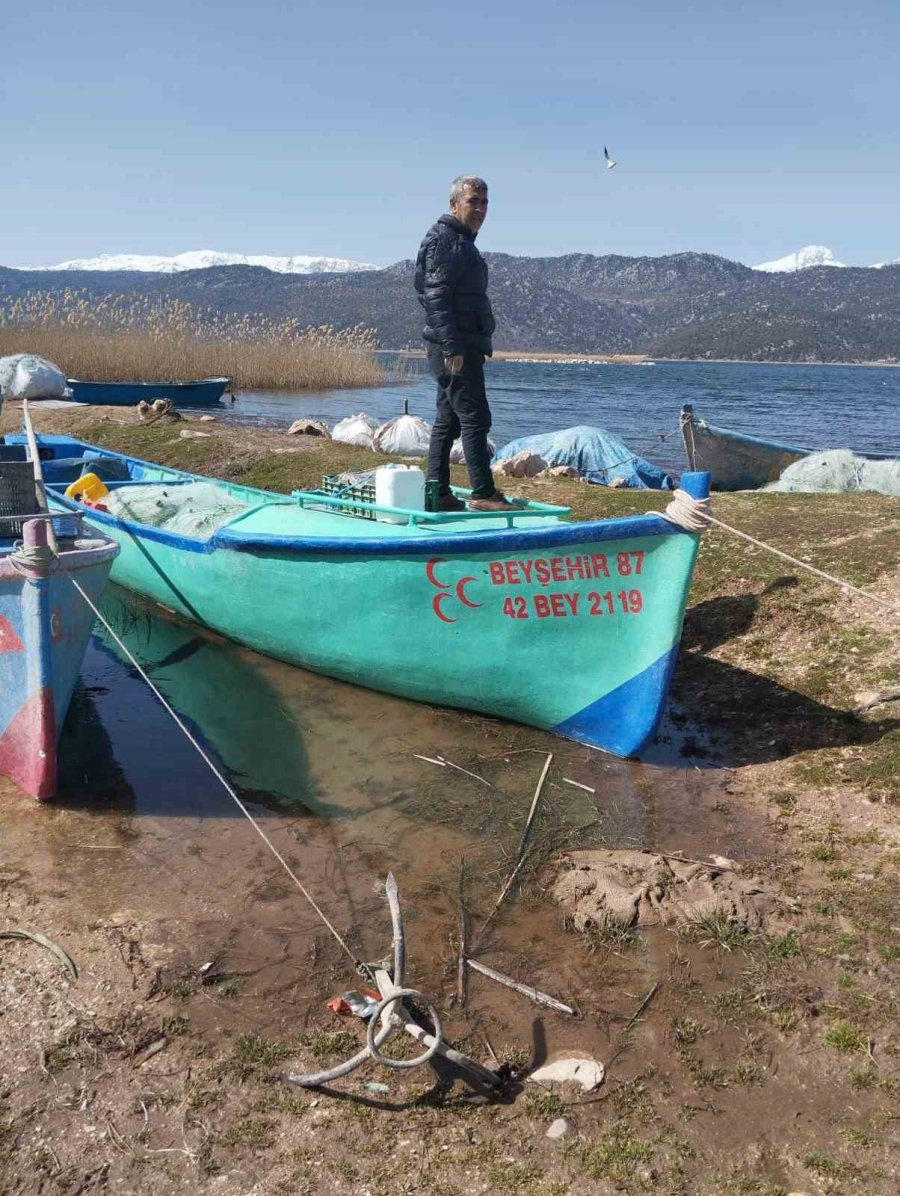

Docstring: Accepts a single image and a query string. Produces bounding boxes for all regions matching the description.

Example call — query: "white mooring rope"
[662,488,899,615]
[70,577,365,971]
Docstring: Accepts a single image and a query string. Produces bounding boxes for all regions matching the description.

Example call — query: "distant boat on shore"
[66,377,231,407]
[680,404,895,491]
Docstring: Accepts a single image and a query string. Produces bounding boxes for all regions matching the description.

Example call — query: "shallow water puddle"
[0,585,769,1056]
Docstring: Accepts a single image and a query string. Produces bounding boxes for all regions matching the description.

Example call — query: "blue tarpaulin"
[492,425,673,490]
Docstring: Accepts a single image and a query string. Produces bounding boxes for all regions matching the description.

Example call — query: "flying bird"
[604,146,617,170]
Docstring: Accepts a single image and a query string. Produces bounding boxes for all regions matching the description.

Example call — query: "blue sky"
[2,0,898,268]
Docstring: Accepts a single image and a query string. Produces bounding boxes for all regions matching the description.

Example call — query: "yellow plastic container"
[65,472,109,502]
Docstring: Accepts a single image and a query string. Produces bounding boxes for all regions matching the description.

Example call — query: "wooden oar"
[21,398,57,553]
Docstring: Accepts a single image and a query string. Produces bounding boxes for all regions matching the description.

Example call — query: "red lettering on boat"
[550,557,566,582]
[489,562,506,585]
[535,559,551,585]
[0,616,24,653]
[533,594,551,618]
[506,561,521,584]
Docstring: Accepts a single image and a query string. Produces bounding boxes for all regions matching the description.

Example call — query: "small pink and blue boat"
[0,453,119,798]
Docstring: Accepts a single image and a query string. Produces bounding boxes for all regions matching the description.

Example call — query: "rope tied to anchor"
[661,487,899,615]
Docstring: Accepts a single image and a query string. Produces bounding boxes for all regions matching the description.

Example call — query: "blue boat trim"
[34,434,711,558]
[552,644,680,757]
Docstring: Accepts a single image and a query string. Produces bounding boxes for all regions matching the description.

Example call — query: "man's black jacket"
[414,214,495,358]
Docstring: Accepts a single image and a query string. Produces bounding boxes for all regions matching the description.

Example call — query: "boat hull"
[66,377,230,407]
[0,531,118,798]
[39,437,706,758]
[681,406,808,490]
[680,405,894,491]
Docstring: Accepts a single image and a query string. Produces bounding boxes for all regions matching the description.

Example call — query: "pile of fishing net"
[102,482,251,537]
[765,449,900,496]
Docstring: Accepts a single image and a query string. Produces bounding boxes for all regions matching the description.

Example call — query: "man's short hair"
[450,175,488,203]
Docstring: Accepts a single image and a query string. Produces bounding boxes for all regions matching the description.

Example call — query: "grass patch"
[161,1015,191,1038]
[582,1125,654,1183]
[766,932,802,959]
[222,1032,293,1081]
[487,1162,544,1189]
[802,1150,857,1179]
[218,1117,278,1150]
[295,1028,358,1060]
[824,1019,869,1054]
[680,910,750,952]
[524,1090,566,1117]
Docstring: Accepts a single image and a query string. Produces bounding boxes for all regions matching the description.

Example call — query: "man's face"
[451,186,488,233]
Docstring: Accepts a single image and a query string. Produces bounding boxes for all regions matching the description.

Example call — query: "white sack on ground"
[332,412,378,448]
[0,353,69,400]
[373,413,432,456]
[449,436,496,464]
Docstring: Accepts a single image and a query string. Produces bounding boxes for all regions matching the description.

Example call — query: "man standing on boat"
[415,176,517,512]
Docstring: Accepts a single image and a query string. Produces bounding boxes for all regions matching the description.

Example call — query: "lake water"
[223,359,900,473]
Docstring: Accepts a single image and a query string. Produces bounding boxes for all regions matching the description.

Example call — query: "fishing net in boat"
[102,482,252,537]
[765,450,900,496]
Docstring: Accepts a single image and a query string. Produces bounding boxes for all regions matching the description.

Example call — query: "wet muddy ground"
[1,405,898,1194]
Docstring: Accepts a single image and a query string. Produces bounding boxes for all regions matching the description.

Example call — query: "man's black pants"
[425,348,495,499]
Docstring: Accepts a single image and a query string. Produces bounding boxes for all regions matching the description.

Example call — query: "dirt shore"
[1,403,897,1194]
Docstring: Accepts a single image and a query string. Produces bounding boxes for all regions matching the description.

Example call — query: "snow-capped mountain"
[753,245,846,273]
[10,250,380,274]
[872,256,900,269]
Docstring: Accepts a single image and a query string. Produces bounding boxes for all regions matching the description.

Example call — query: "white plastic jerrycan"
[374,463,425,524]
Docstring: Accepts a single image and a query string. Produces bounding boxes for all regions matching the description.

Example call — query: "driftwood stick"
[385,872,405,987]
[437,756,492,788]
[623,981,661,1032]
[473,753,553,948]
[562,777,596,794]
[456,858,468,1007]
[465,958,574,1015]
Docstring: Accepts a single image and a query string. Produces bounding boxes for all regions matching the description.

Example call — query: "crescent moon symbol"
[426,557,450,588]
[455,576,482,608]
[432,593,457,623]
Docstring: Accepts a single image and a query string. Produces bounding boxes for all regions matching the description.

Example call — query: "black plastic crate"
[0,461,40,536]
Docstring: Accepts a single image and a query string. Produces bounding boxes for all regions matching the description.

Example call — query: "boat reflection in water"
[71,585,313,817]
[60,585,671,863]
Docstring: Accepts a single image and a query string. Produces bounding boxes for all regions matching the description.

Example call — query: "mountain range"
[2,247,899,362]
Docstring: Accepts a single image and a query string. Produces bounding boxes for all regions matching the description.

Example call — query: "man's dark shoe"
[467,491,523,512]
[437,492,466,512]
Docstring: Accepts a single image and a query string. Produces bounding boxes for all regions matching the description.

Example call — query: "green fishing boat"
[24,433,708,758]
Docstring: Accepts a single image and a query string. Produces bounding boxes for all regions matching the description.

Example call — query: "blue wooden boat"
[66,376,231,407]
[22,432,710,759]
[681,404,894,491]
[0,448,119,798]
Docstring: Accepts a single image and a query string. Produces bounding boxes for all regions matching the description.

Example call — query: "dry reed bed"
[0,290,384,390]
